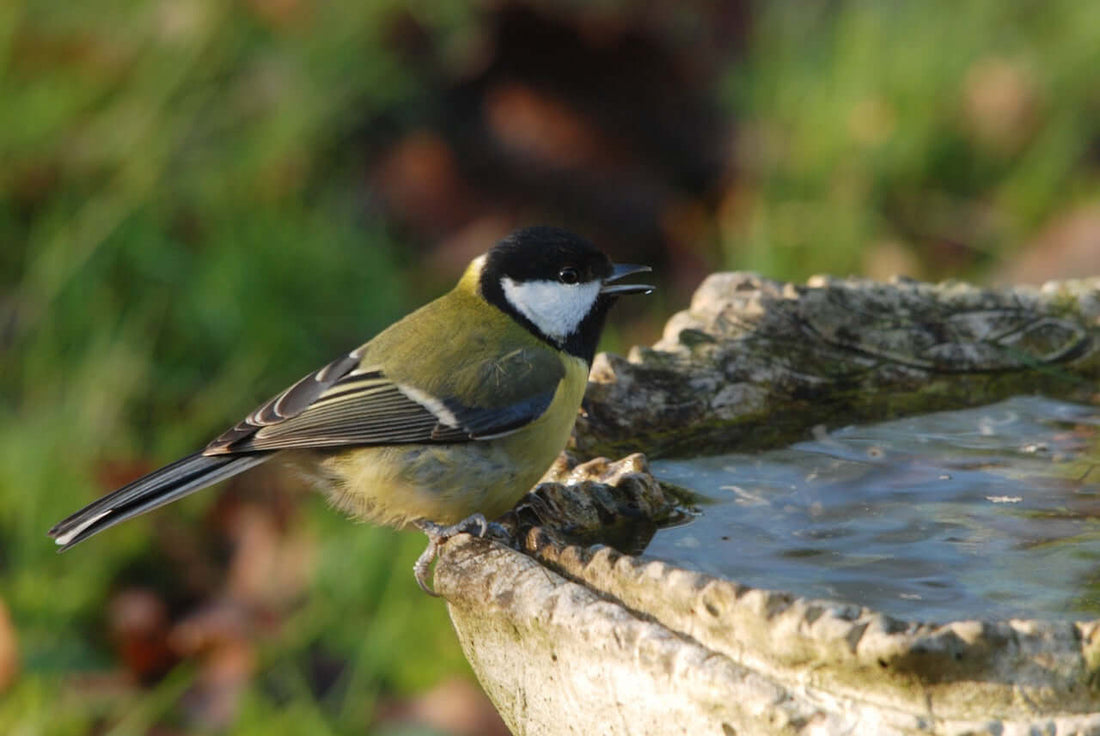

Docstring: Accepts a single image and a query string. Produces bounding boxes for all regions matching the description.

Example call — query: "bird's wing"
[203,345,563,455]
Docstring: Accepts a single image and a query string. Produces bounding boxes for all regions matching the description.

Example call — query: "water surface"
[648,396,1100,622]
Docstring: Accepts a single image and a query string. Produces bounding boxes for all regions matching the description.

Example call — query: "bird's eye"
[558,267,580,284]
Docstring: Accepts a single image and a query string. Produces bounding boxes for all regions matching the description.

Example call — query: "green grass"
[1,1,476,733]
[723,0,1100,281]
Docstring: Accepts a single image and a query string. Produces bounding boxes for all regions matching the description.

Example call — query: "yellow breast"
[303,354,590,528]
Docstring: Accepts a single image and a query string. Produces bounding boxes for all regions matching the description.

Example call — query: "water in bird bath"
[648,396,1100,623]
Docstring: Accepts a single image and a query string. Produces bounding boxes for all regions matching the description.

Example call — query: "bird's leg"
[412,513,510,596]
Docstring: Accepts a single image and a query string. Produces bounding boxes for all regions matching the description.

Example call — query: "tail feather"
[49,451,272,550]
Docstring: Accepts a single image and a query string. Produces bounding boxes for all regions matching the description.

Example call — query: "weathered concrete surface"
[437,535,812,736]
[434,273,1100,735]
[438,464,1100,735]
[577,273,1100,457]
[498,452,678,555]
[536,541,1100,725]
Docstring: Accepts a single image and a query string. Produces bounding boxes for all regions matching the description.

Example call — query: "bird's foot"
[412,514,509,596]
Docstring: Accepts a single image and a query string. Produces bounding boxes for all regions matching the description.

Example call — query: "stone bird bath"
[436,273,1100,736]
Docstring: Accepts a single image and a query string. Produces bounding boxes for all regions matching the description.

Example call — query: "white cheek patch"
[501,277,602,342]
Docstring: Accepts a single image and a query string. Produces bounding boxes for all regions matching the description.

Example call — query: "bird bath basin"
[649,396,1100,624]
[434,272,1100,735]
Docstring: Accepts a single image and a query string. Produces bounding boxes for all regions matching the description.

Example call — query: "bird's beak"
[601,263,654,295]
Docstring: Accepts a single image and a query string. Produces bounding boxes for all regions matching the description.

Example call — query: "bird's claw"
[412,513,509,596]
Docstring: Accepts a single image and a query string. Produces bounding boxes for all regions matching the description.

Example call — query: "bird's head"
[472,226,652,362]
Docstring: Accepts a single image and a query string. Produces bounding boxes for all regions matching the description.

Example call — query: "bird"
[48,226,653,594]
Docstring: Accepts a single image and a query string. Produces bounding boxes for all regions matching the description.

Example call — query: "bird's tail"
[49,451,272,550]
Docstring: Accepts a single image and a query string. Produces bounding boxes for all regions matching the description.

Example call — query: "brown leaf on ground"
[483,82,617,170]
[963,57,1040,155]
[108,588,177,683]
[373,131,481,237]
[180,639,255,731]
[378,677,511,736]
[863,239,922,282]
[0,598,19,692]
[996,206,1100,285]
[169,598,251,657]
[244,0,313,31]
[225,502,314,612]
[170,600,256,730]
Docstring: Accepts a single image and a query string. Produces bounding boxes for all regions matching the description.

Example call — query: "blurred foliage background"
[2,0,1099,733]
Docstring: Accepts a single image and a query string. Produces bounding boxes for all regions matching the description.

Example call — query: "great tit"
[49,226,652,593]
